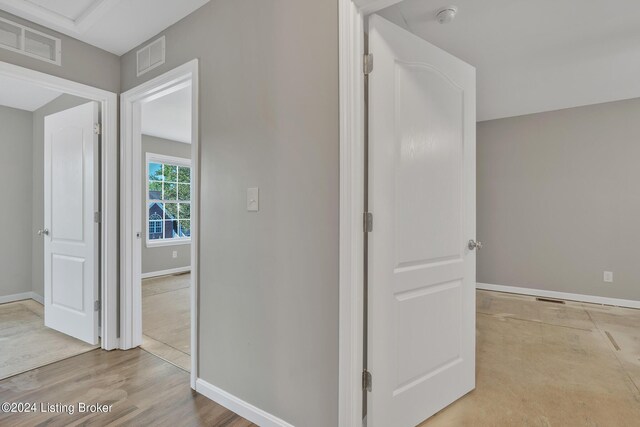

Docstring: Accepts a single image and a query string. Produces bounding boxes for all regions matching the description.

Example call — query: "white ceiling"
[142,85,191,144]
[0,0,210,55]
[379,0,640,121]
[0,74,61,111]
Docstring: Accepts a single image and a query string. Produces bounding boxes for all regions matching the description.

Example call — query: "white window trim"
[145,152,192,248]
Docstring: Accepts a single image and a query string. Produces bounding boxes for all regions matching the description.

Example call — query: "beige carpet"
[0,299,99,380]
[419,290,640,426]
[141,273,191,371]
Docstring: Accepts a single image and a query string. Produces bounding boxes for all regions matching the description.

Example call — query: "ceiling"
[379,0,640,121]
[0,0,210,55]
[0,74,61,111]
[142,85,191,144]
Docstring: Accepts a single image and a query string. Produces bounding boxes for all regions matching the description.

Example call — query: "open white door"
[43,102,100,345]
[367,15,476,426]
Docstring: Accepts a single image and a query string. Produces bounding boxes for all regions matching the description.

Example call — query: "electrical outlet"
[172,250,178,259]
[603,271,613,283]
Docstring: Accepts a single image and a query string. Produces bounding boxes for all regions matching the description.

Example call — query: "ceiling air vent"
[0,16,61,65]
[137,36,165,77]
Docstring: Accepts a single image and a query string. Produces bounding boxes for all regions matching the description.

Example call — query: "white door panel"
[368,15,476,427]
[44,101,100,345]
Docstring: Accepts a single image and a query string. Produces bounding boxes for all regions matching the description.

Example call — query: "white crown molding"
[0,0,121,35]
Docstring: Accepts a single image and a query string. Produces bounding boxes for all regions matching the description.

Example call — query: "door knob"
[37,228,49,236]
[468,239,482,250]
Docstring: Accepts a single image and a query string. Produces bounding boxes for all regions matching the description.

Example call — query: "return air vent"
[137,36,165,76]
[0,16,61,65]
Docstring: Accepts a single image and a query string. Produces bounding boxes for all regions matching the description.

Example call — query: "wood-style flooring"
[0,299,98,380]
[0,348,255,427]
[141,273,190,371]
[2,290,639,426]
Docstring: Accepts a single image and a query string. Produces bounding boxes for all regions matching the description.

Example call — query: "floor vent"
[536,297,565,304]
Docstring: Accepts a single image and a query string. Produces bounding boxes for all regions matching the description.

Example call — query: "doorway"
[0,61,118,379]
[140,89,193,371]
[120,60,199,385]
[339,2,476,426]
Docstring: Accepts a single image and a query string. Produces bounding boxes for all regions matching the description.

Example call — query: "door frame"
[120,60,199,388]
[338,1,405,426]
[0,60,119,351]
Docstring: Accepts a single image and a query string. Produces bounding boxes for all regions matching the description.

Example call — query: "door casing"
[338,1,464,426]
[120,59,200,389]
[0,60,118,351]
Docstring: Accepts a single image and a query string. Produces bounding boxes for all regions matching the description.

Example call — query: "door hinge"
[94,300,100,312]
[362,369,372,392]
[93,123,101,135]
[364,212,373,233]
[363,53,373,75]
[94,211,102,223]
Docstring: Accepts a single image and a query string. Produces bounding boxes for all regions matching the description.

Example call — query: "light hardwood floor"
[141,273,191,371]
[2,290,638,426]
[0,348,255,426]
[0,299,98,380]
[420,290,640,426]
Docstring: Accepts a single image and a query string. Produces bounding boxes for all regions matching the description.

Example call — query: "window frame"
[145,152,192,248]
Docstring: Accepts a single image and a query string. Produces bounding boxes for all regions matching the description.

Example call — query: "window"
[146,154,191,246]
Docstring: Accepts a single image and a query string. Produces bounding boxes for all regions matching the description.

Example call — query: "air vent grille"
[536,297,565,304]
[137,36,165,76]
[0,16,61,65]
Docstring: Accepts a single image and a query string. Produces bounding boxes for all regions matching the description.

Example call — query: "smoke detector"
[436,6,458,24]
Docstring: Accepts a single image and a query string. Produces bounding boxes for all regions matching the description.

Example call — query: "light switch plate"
[247,187,259,212]
[603,271,613,283]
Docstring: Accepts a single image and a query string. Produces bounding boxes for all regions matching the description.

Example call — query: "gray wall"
[31,94,92,299]
[0,106,33,298]
[477,97,640,301]
[0,10,120,92]
[141,135,191,274]
[121,1,339,425]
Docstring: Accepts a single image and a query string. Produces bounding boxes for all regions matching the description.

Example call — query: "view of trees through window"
[147,159,191,242]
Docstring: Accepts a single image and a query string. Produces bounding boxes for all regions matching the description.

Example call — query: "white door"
[367,15,476,427]
[43,102,100,345]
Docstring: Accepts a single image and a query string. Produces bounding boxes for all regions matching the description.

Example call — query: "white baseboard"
[0,292,32,304]
[477,283,640,309]
[195,378,294,427]
[0,292,44,305]
[141,266,191,279]
[31,292,44,305]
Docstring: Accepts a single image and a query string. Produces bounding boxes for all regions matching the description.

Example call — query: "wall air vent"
[137,36,165,77]
[0,16,61,65]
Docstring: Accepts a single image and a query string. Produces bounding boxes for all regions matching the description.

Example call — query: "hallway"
[0,348,253,426]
